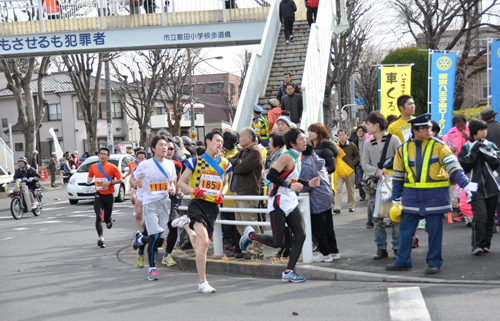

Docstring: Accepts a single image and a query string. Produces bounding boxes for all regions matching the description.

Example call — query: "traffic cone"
[44,167,48,180]
[40,169,45,181]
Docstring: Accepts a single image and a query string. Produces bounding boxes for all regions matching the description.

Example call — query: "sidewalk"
[117,188,500,284]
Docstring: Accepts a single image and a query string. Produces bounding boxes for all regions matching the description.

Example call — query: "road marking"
[388,287,431,321]
[12,228,30,230]
[1,237,14,241]
[28,221,62,224]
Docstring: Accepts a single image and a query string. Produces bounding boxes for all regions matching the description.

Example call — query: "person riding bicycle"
[13,156,41,209]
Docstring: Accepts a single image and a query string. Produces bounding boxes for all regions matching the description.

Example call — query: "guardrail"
[0,137,14,174]
[178,193,313,264]
[232,0,279,132]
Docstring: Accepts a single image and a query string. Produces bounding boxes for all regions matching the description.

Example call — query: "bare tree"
[324,0,371,133]
[50,56,66,72]
[389,0,499,109]
[161,48,202,136]
[220,87,236,124]
[235,49,251,99]
[62,53,105,154]
[355,45,385,119]
[0,57,50,159]
[112,50,177,147]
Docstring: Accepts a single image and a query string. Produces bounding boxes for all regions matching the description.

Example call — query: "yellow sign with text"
[379,66,412,117]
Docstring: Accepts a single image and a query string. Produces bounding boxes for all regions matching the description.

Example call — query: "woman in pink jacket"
[442,114,469,156]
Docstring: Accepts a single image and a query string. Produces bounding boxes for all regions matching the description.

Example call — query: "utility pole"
[105,54,113,152]
[188,49,196,139]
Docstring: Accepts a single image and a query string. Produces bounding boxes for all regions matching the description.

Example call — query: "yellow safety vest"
[403,140,449,188]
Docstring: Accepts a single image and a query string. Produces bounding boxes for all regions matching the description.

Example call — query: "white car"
[67,154,134,205]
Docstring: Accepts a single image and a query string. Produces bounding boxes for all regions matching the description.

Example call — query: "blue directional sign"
[356,98,364,105]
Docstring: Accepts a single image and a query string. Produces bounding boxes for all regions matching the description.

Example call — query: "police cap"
[408,113,432,128]
[252,105,263,113]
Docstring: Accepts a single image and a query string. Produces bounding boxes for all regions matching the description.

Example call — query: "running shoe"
[313,253,333,263]
[453,214,464,222]
[147,269,159,281]
[136,255,144,268]
[482,247,490,253]
[285,40,289,45]
[97,236,106,248]
[106,221,113,229]
[132,231,143,250]
[161,254,177,266]
[290,34,293,40]
[282,270,306,283]
[239,226,255,251]
[464,216,473,227]
[198,281,216,293]
[412,235,419,248]
[472,247,483,255]
[418,219,426,229]
[171,215,190,228]
[330,253,340,260]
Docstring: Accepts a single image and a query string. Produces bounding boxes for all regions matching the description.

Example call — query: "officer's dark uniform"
[388,113,473,273]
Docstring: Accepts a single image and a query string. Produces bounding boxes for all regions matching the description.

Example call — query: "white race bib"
[402,129,411,142]
[199,174,223,196]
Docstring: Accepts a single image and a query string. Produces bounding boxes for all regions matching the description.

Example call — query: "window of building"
[230,83,236,96]
[111,102,123,119]
[48,104,62,120]
[2,118,8,128]
[481,73,490,100]
[15,143,23,151]
[157,107,167,115]
[204,84,219,94]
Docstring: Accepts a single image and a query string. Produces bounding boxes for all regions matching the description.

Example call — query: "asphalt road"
[2,189,500,320]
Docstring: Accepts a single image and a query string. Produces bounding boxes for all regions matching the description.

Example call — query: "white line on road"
[388,287,431,321]
[1,237,14,241]
[27,221,62,224]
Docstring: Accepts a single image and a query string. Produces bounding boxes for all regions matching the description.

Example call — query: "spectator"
[130,0,140,15]
[442,114,469,156]
[305,0,319,26]
[164,0,170,12]
[458,119,500,255]
[267,99,283,133]
[387,114,398,126]
[361,111,401,259]
[300,142,339,262]
[43,0,61,20]
[308,123,338,174]
[144,0,155,13]
[251,105,269,147]
[388,95,415,143]
[333,129,359,214]
[279,0,297,44]
[31,150,39,172]
[276,73,301,102]
[228,128,264,259]
[225,0,237,8]
[480,107,500,222]
[353,126,367,201]
[281,83,303,124]
[273,115,294,135]
[47,152,58,188]
[431,120,441,138]
[74,151,80,167]
[174,136,191,160]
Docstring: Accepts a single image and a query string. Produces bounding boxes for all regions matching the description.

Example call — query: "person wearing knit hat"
[275,115,293,136]
[268,99,283,132]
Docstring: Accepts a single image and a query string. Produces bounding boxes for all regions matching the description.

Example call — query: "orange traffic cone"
[40,169,45,181]
[44,167,48,180]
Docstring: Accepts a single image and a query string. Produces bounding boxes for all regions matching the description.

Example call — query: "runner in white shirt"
[129,150,147,268]
[239,129,320,283]
[131,135,178,281]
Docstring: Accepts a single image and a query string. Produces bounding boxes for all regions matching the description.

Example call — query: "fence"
[0,0,269,35]
[0,137,14,174]
[178,193,313,264]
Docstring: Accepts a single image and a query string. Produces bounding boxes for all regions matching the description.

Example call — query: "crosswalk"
[388,287,431,321]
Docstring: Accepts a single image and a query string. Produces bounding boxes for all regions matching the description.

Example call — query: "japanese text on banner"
[379,66,412,117]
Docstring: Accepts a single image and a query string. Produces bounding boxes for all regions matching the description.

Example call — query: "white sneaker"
[313,253,333,263]
[286,40,289,45]
[172,215,190,228]
[331,253,340,260]
[32,204,37,210]
[198,281,216,293]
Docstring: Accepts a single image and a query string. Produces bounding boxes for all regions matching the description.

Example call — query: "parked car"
[0,165,13,193]
[78,152,91,164]
[67,154,134,205]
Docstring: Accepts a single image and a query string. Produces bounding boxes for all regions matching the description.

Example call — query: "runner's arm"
[221,173,229,195]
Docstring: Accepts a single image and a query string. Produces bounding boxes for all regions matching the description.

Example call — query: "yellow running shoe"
[161,254,177,266]
[136,255,144,268]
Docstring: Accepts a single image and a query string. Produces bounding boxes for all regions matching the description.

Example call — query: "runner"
[161,138,184,267]
[129,149,147,268]
[239,128,320,283]
[172,130,232,293]
[131,135,177,281]
[87,147,123,249]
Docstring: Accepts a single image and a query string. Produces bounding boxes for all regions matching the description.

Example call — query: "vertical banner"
[491,41,500,114]
[430,52,458,135]
[379,66,412,117]
[48,127,63,159]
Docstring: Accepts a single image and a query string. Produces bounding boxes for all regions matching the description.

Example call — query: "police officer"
[386,113,478,274]
[251,105,269,147]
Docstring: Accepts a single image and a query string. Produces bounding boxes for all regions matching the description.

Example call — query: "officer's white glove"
[392,199,401,206]
[463,182,478,193]
[28,177,34,182]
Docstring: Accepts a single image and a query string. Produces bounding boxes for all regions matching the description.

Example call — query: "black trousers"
[306,7,318,26]
[471,195,499,249]
[283,17,295,40]
[311,208,339,255]
[94,192,114,237]
[250,201,305,270]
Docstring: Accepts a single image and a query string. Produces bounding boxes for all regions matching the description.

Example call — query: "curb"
[171,253,500,285]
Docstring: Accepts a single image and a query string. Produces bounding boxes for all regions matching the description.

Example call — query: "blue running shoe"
[282,270,306,283]
[132,231,143,250]
[239,226,254,251]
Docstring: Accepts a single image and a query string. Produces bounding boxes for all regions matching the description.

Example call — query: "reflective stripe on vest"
[403,140,449,188]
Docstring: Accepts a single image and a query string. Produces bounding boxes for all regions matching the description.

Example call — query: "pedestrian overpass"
[0,0,348,137]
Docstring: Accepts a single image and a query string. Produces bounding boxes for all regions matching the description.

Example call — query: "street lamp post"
[188,54,223,139]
